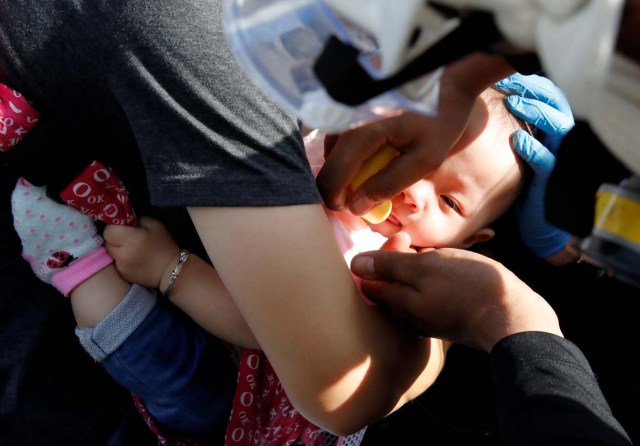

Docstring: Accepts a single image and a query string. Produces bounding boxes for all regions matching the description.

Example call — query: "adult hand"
[11,178,113,296]
[350,247,562,352]
[317,54,516,216]
[495,73,575,260]
[104,216,179,290]
[316,107,467,216]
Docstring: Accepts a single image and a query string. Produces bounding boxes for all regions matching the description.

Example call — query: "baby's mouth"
[386,212,401,228]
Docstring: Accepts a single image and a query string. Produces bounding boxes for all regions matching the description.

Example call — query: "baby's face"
[367,91,524,249]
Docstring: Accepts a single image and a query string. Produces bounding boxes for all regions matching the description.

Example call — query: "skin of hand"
[104,216,259,348]
[103,216,178,290]
[316,52,515,217]
[350,246,563,353]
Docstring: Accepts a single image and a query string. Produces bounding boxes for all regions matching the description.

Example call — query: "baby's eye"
[441,195,460,213]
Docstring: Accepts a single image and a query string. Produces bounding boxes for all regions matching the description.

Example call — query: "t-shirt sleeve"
[107,0,320,208]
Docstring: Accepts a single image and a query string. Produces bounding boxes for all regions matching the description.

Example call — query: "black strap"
[313,12,503,106]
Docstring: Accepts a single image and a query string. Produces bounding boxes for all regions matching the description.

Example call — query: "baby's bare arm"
[104,217,258,348]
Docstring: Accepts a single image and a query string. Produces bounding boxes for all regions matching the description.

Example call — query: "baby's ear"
[459,228,495,249]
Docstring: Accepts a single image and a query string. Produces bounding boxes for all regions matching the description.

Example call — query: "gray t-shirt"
[0,0,321,208]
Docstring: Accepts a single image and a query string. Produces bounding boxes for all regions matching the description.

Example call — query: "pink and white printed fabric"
[225,348,328,446]
[59,160,139,226]
[0,82,40,152]
[225,348,367,446]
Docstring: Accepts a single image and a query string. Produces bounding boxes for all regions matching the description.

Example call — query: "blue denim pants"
[76,284,237,443]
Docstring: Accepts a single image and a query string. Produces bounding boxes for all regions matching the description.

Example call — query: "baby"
[311,86,528,263]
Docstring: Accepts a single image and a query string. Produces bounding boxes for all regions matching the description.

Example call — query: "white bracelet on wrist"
[162,249,189,298]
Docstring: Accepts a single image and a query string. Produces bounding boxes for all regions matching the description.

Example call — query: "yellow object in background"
[594,184,640,245]
[350,145,399,224]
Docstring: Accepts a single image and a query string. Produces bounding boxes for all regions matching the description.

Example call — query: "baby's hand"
[378,232,416,253]
[104,216,178,289]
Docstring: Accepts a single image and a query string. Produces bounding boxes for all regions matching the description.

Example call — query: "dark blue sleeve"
[491,332,632,446]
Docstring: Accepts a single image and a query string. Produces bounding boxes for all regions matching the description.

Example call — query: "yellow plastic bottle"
[350,145,399,224]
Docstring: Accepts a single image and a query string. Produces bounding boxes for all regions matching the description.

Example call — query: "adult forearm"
[445,52,516,99]
[492,332,633,446]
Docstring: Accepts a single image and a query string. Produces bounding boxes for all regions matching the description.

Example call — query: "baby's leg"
[76,284,237,443]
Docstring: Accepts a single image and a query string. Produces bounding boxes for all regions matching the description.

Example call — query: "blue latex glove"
[495,73,575,258]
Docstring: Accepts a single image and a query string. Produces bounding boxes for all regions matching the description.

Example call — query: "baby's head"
[368,87,530,250]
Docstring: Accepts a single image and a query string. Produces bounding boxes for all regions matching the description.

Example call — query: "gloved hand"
[12,177,113,296]
[495,73,575,258]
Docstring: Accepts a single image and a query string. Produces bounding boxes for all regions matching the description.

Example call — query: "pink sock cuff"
[51,247,114,297]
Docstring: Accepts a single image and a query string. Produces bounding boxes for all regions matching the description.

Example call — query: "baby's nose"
[396,181,431,215]
[394,191,419,214]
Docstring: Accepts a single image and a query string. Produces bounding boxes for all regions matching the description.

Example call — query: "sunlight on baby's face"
[367,89,525,250]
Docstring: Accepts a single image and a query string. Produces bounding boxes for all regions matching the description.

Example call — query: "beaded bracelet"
[163,249,189,298]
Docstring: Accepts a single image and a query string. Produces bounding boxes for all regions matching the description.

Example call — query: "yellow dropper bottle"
[350,145,399,224]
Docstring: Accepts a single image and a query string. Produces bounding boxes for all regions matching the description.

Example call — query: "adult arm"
[492,332,632,446]
[102,1,447,435]
[350,246,561,352]
[107,209,446,434]
[349,246,632,445]
[188,205,447,435]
